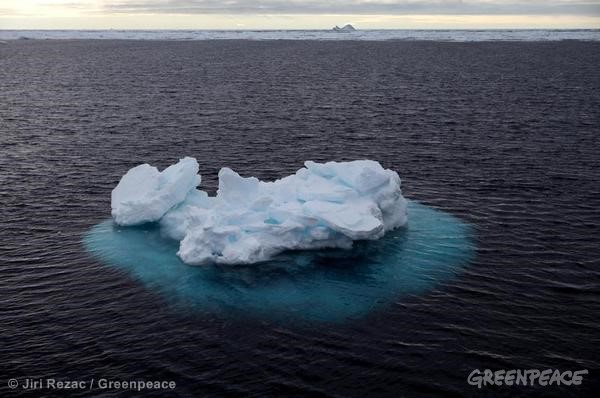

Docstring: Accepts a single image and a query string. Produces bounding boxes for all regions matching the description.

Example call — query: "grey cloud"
[102,0,600,15]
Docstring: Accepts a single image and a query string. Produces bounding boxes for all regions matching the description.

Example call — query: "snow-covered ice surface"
[111,157,201,226]
[111,158,408,265]
[83,201,474,321]
[1,29,599,41]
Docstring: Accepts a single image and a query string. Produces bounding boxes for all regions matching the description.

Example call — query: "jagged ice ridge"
[111,157,408,265]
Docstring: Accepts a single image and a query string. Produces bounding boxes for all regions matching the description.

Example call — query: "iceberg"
[110,158,408,265]
[332,24,356,32]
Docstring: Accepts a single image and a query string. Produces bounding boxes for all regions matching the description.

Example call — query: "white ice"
[111,157,201,226]
[111,157,408,265]
[3,30,600,42]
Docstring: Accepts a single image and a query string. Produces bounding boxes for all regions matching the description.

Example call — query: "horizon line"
[2,28,600,31]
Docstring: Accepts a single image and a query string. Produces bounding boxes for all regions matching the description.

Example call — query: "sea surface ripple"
[1,40,599,397]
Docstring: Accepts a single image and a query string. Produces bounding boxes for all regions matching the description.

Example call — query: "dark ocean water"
[1,40,599,397]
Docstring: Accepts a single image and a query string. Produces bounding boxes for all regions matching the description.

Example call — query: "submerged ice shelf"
[84,201,474,321]
[111,158,408,265]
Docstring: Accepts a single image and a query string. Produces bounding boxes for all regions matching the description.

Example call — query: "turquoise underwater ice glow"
[82,201,475,322]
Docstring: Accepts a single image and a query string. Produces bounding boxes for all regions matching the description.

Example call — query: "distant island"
[332,24,356,32]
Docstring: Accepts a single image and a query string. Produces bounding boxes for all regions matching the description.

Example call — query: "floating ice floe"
[111,157,408,265]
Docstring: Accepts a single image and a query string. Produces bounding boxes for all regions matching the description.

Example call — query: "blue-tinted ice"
[83,201,474,322]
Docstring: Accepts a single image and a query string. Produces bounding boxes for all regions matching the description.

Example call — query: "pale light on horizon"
[1,0,599,29]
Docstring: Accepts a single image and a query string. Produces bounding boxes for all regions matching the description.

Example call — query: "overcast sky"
[1,0,599,29]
